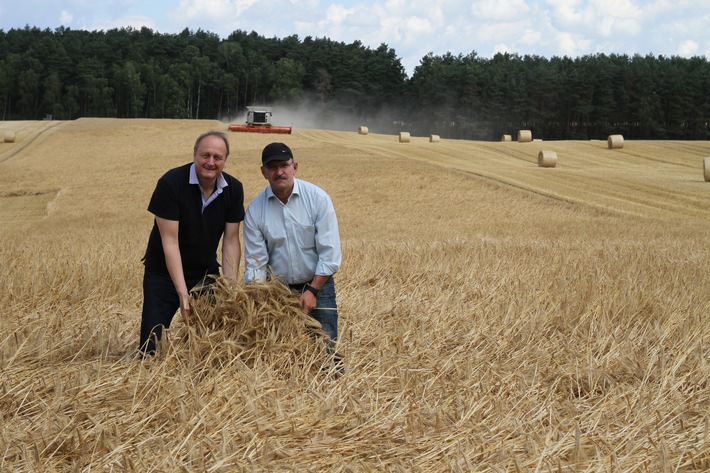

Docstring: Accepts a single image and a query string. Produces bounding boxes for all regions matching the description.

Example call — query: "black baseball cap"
[262,142,293,165]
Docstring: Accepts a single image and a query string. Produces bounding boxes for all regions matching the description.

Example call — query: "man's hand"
[299,276,328,314]
[298,291,317,314]
[179,293,192,322]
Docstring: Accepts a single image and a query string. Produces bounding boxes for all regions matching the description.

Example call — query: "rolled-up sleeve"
[314,194,342,276]
[243,198,270,284]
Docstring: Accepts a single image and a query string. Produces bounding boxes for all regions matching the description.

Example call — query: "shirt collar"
[189,163,228,190]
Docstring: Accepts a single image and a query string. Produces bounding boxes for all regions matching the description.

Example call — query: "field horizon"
[1,119,708,471]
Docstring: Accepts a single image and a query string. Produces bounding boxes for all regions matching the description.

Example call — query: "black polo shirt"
[143,163,245,277]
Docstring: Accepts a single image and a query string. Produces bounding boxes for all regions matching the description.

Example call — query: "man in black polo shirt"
[139,130,245,355]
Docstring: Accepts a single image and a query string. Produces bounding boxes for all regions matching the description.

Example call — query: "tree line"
[1,25,709,140]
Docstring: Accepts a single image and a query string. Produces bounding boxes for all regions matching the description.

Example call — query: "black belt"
[288,282,309,292]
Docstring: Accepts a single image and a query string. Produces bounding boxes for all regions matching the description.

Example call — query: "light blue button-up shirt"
[243,178,341,284]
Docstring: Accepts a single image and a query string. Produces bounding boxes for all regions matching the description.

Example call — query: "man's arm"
[222,222,241,282]
[155,216,191,317]
[243,205,269,283]
[300,194,342,314]
[313,194,342,277]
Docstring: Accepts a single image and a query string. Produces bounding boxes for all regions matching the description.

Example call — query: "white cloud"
[471,0,531,21]
[492,43,512,55]
[547,0,582,23]
[477,19,530,45]
[112,0,134,8]
[548,0,642,37]
[677,39,699,56]
[168,0,240,23]
[554,31,594,57]
[59,11,74,25]
[91,15,157,32]
[398,16,435,46]
[641,0,675,17]
[590,0,642,19]
[519,28,543,47]
[322,4,355,24]
[309,4,380,41]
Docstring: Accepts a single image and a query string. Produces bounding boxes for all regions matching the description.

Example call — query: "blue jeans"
[290,277,339,342]
[308,277,339,343]
[291,277,343,374]
[290,276,342,369]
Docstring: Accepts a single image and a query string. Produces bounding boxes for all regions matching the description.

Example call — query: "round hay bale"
[501,134,512,142]
[399,132,410,143]
[608,134,624,149]
[2,131,15,143]
[704,157,710,182]
[429,134,440,143]
[358,126,368,135]
[518,130,532,142]
[537,150,557,168]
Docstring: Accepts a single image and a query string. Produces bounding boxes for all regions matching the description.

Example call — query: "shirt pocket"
[294,222,316,250]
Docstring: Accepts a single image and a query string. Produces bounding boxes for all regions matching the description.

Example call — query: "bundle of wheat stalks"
[161,277,338,379]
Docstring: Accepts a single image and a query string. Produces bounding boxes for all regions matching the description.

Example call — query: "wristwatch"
[304,283,320,297]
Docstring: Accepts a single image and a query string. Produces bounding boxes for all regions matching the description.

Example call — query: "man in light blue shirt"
[244,142,343,371]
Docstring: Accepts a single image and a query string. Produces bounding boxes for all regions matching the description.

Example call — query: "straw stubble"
[1,119,709,472]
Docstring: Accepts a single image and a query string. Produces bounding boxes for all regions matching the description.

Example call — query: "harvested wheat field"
[1,118,709,471]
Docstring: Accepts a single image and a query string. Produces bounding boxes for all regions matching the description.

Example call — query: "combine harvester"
[228,106,292,134]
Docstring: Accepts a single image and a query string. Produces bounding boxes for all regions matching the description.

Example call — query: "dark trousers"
[139,269,215,355]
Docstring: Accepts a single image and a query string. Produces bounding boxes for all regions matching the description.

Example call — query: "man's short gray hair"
[194,130,230,158]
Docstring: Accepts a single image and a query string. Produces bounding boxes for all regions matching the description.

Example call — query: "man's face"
[261,159,298,194]
[194,135,227,182]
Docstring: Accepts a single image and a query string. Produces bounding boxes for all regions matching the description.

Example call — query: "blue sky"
[1,0,709,76]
